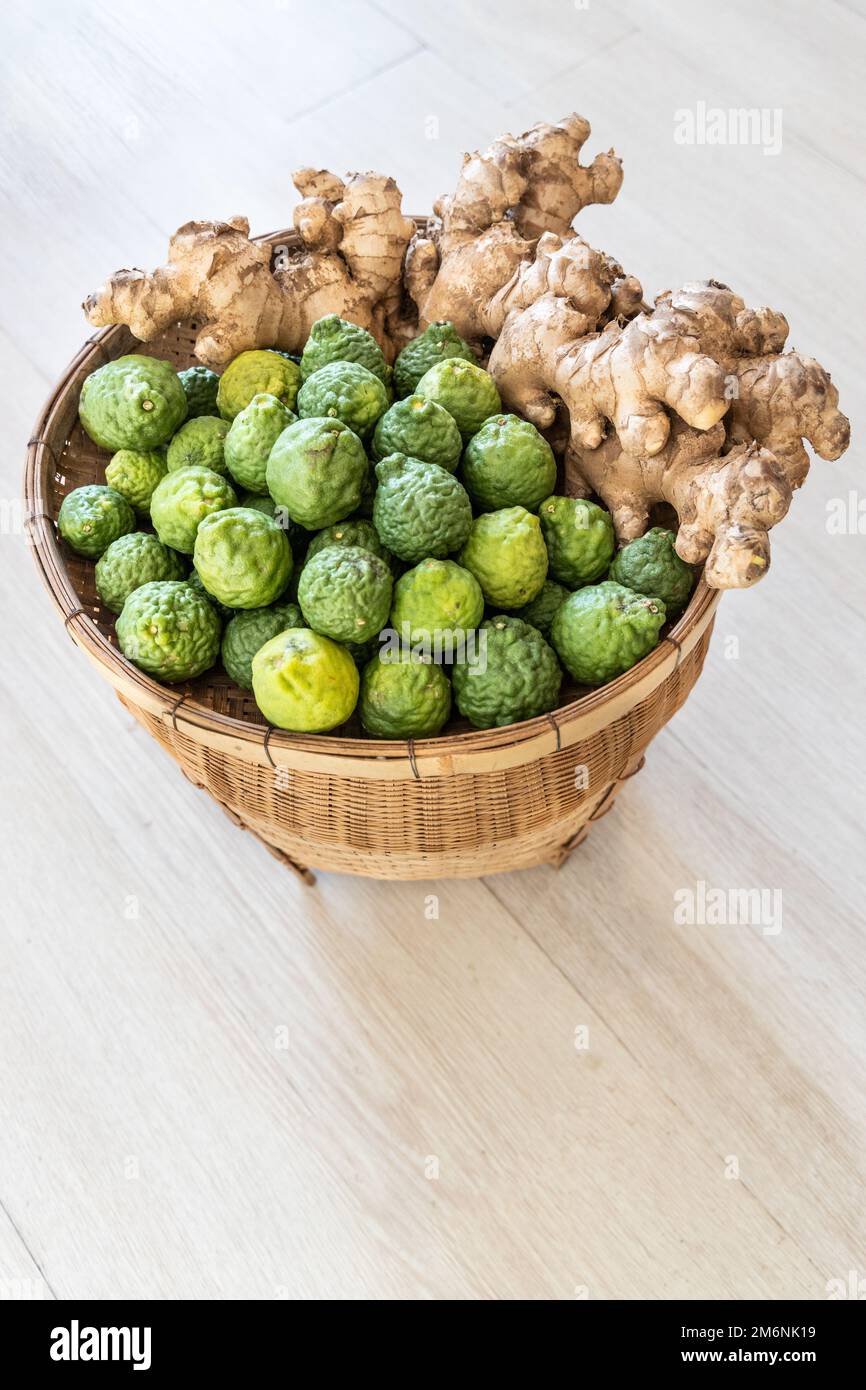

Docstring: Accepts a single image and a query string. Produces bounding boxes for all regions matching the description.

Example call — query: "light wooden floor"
[2,0,864,1300]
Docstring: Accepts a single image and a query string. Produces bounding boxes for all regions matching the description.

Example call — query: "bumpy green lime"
[415,358,501,442]
[372,395,462,472]
[238,492,310,556]
[305,519,394,570]
[79,355,187,451]
[252,628,359,731]
[462,414,556,513]
[221,601,302,690]
[166,416,230,476]
[300,314,389,386]
[116,580,221,682]
[58,484,135,558]
[608,527,694,615]
[298,545,393,644]
[452,616,561,729]
[390,558,483,647]
[95,532,186,614]
[104,448,168,516]
[266,417,368,530]
[217,350,301,421]
[539,495,615,587]
[224,392,295,494]
[393,321,475,398]
[373,454,472,563]
[150,465,237,553]
[512,579,569,638]
[551,581,666,686]
[360,650,451,738]
[177,365,220,418]
[297,361,388,440]
[459,507,547,608]
[193,507,292,610]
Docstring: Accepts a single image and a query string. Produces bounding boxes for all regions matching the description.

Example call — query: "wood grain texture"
[1,0,863,1300]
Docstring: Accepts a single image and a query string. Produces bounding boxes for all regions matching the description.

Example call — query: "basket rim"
[24,223,722,779]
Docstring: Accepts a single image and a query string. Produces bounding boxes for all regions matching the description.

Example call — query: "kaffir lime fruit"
[372,453,472,563]
[300,314,389,386]
[393,321,475,398]
[297,361,388,440]
[458,506,548,608]
[538,495,615,587]
[551,581,666,686]
[252,628,359,731]
[224,392,296,494]
[166,416,230,475]
[608,527,694,615]
[359,650,451,738]
[414,357,501,441]
[511,579,569,638]
[217,349,301,421]
[177,364,220,418]
[221,601,303,690]
[95,531,186,614]
[372,395,462,472]
[104,448,168,516]
[58,484,135,558]
[79,354,187,450]
[298,544,393,644]
[193,507,292,609]
[451,615,561,729]
[266,417,367,530]
[390,558,483,647]
[462,414,557,513]
[150,465,237,553]
[116,580,221,682]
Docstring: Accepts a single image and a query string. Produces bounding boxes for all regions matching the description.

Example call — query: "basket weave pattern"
[25,224,719,881]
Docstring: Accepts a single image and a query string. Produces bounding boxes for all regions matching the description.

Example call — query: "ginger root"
[82,112,849,588]
[84,172,414,368]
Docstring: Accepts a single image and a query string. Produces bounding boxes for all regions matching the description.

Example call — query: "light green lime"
[58,484,135,558]
[372,395,462,472]
[116,580,221,682]
[551,581,666,686]
[193,507,292,609]
[104,448,168,516]
[390,558,483,647]
[150,465,237,553]
[451,615,561,729]
[95,532,186,613]
[414,358,501,441]
[393,321,475,398]
[462,414,556,512]
[539,495,615,587]
[79,354,188,451]
[217,350,301,421]
[266,417,367,530]
[360,650,451,738]
[459,506,548,608]
[224,392,296,493]
[221,601,302,690]
[166,416,230,475]
[252,628,359,731]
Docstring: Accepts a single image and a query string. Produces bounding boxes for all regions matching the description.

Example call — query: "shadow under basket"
[25,222,720,884]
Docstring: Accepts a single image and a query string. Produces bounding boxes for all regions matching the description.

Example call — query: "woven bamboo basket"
[25,221,720,883]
